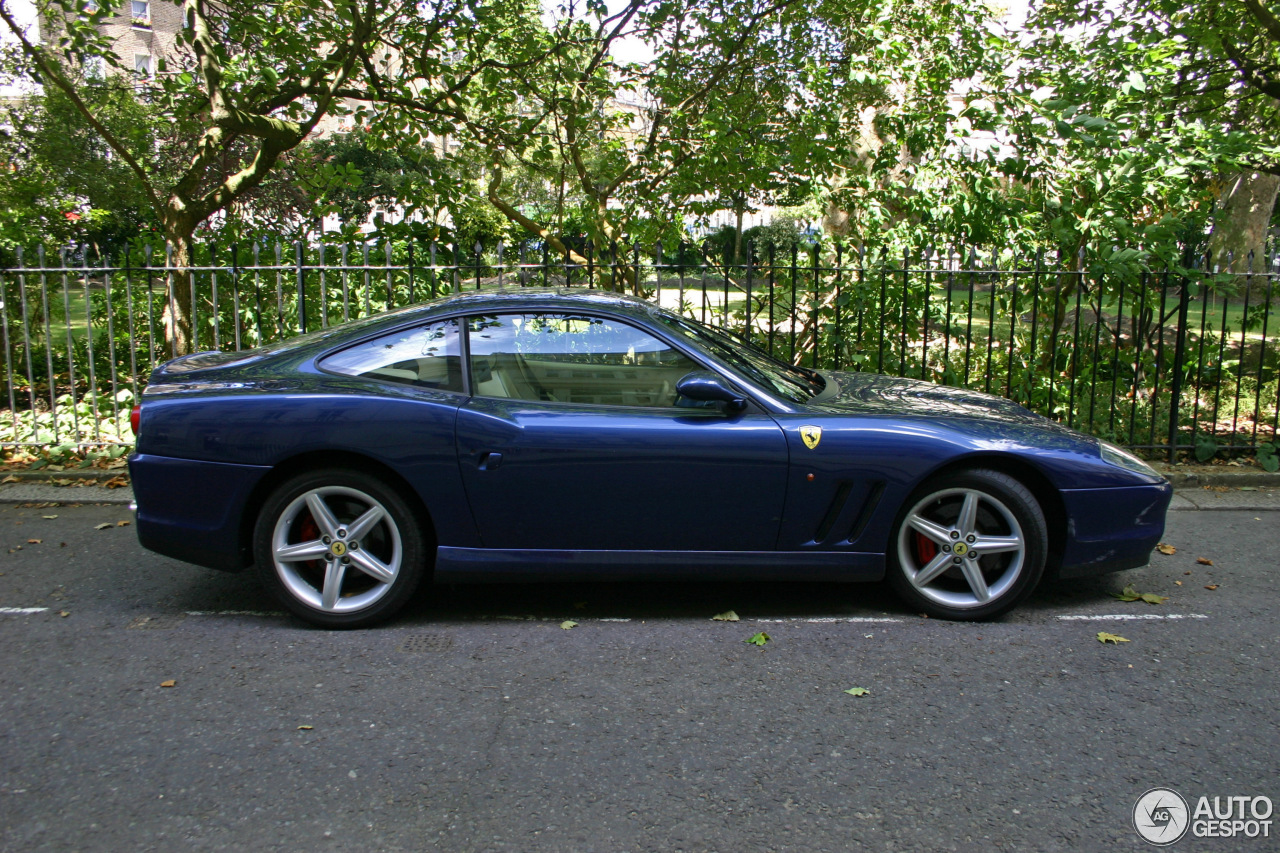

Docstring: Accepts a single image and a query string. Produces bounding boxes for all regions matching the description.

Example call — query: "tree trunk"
[162,228,196,357]
[1209,171,1280,271]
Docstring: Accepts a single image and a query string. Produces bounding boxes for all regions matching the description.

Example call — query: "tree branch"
[1243,0,1280,44]
[0,0,162,212]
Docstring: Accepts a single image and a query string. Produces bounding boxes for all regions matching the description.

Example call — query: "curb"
[0,469,127,483]
[1150,466,1280,489]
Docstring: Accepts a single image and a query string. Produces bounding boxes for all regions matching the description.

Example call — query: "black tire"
[252,468,427,628]
[885,468,1047,621]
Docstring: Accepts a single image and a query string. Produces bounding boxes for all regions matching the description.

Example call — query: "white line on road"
[0,607,48,615]
[1055,613,1209,621]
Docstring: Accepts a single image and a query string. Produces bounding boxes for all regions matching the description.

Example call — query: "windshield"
[653,311,824,403]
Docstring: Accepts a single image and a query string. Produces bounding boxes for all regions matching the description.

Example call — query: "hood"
[811,371,1080,434]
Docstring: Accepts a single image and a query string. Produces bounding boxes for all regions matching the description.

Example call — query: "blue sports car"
[129,289,1172,627]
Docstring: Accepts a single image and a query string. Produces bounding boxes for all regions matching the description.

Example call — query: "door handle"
[478,451,504,471]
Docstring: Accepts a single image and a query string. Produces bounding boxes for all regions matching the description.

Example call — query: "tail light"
[130,404,141,436]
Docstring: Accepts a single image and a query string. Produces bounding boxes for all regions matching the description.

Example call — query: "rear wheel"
[886,469,1047,621]
[253,469,426,628]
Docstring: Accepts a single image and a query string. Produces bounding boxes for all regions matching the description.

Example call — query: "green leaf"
[1111,584,1168,604]
[1096,632,1130,644]
[843,687,870,696]
[559,620,578,630]
[745,631,770,646]
[711,610,740,622]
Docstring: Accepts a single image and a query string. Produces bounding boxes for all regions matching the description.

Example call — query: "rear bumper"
[1054,481,1173,578]
[128,453,270,571]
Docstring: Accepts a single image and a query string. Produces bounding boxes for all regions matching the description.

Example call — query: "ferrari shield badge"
[800,425,823,450]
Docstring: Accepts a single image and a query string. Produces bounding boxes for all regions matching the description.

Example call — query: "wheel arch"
[237,450,438,569]
[915,453,1067,572]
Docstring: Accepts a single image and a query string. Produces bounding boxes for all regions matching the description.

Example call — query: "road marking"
[0,607,48,615]
[1055,613,1209,621]
[185,610,284,617]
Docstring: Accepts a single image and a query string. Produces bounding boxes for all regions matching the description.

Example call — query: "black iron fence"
[2,239,1278,462]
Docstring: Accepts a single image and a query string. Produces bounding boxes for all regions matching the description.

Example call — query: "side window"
[466,313,700,407]
[322,319,462,392]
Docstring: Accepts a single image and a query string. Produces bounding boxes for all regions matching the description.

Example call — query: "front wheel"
[253,469,427,628]
[886,469,1047,621]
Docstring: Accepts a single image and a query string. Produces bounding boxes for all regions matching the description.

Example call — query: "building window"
[131,0,149,26]
[134,54,152,77]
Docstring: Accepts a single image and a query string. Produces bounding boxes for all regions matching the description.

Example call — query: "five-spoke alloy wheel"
[887,469,1048,620]
[253,469,427,628]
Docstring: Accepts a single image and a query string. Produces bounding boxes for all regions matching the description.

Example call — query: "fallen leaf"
[93,523,112,530]
[711,610,740,622]
[559,620,578,630]
[1111,584,1169,605]
[116,520,131,527]
[1097,632,1130,645]
[1175,581,1183,586]
[1184,571,1192,575]
[26,539,41,545]
[1,474,18,484]
[1156,543,1177,555]
[59,611,69,617]
[160,680,176,688]
[297,725,314,731]
[41,515,57,520]
[745,631,770,646]
[1204,584,1219,591]
[1196,557,1213,566]
[103,475,129,489]
[843,687,870,697]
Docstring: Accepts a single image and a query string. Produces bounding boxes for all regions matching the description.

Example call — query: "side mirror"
[676,371,748,412]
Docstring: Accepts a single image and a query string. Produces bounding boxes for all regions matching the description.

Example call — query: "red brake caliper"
[915,533,938,565]
[298,512,321,570]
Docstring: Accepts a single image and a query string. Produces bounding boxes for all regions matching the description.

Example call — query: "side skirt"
[433,547,884,583]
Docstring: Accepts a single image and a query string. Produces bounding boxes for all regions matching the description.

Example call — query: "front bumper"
[1054,480,1173,578]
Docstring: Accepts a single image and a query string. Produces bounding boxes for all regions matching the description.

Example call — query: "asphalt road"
[0,499,1276,852]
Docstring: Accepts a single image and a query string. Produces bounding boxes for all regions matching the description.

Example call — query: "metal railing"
[2,238,1278,461]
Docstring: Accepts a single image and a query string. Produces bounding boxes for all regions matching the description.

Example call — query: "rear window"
[320,319,463,392]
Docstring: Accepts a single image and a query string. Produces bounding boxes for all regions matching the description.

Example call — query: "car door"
[454,311,789,552]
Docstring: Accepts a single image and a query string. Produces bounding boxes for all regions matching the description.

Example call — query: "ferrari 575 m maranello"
[129,288,1172,627]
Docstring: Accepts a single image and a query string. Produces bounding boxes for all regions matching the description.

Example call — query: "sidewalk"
[2,467,1279,510]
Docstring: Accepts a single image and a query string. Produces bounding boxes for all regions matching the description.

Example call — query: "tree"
[0,77,158,258]
[0,0,534,353]
[1025,0,1280,269]
[453,0,829,290]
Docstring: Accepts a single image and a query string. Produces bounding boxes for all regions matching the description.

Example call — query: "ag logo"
[800,425,823,450]
[1134,787,1190,846]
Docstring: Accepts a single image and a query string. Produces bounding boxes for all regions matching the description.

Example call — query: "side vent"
[812,481,854,544]
[843,481,885,544]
